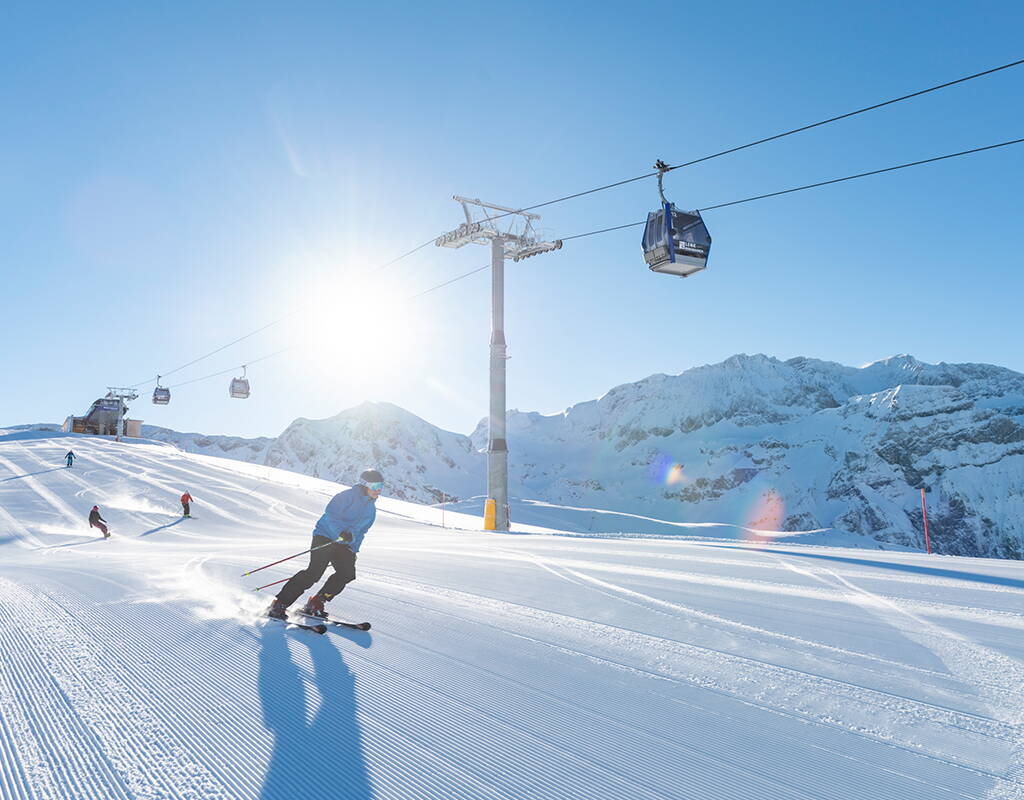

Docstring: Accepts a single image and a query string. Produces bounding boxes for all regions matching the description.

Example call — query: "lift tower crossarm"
[452,196,542,220]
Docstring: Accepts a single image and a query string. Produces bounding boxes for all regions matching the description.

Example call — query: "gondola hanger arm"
[654,159,670,205]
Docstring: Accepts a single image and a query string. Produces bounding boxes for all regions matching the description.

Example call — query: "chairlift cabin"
[152,378,170,405]
[229,366,250,399]
[642,160,711,278]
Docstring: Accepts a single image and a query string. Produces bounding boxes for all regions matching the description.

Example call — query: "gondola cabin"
[642,203,711,277]
[152,387,170,405]
[229,377,250,399]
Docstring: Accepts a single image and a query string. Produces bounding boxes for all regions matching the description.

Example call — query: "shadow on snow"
[32,536,107,550]
[139,518,186,537]
[727,545,1024,590]
[258,625,373,800]
[1,467,64,482]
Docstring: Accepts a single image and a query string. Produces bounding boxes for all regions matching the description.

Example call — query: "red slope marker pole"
[920,487,932,554]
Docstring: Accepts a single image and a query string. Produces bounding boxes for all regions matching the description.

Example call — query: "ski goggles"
[365,481,384,492]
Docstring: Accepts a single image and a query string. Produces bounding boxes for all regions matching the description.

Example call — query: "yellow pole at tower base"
[484,498,497,530]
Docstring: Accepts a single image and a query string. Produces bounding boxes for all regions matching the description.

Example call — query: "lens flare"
[649,452,688,486]
[743,489,786,542]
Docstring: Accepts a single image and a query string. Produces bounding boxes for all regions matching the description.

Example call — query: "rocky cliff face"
[143,354,1024,558]
[489,355,1024,557]
[262,402,482,505]
[141,425,274,464]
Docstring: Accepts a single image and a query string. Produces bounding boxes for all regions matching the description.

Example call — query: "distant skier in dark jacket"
[180,491,193,517]
[268,469,383,621]
[89,506,109,538]
[65,450,76,468]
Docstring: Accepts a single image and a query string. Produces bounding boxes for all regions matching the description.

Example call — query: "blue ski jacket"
[313,485,377,553]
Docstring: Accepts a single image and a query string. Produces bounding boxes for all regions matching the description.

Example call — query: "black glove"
[338,530,353,543]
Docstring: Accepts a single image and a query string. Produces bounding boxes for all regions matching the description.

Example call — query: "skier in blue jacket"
[268,469,384,620]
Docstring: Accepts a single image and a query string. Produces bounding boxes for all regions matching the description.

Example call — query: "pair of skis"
[269,611,371,635]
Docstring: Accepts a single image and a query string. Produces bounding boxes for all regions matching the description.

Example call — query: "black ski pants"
[275,535,357,608]
[182,501,190,516]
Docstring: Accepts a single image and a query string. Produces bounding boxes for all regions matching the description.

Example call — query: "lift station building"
[63,395,143,437]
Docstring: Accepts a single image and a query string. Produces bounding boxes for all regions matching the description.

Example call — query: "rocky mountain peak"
[143,354,1024,558]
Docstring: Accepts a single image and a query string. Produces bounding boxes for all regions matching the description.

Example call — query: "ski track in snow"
[356,569,1015,771]
[0,434,1022,799]
[506,550,1015,704]
[0,578,229,800]
[799,565,1024,800]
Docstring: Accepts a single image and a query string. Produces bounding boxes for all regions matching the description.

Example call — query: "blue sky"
[2,1,1022,438]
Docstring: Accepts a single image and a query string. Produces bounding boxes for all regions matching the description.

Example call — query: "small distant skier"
[89,505,109,538]
[181,491,194,518]
[65,450,76,468]
[268,469,384,621]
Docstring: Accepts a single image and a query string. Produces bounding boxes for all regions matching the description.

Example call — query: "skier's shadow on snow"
[1,467,63,482]
[139,518,185,537]
[33,536,106,550]
[258,626,373,800]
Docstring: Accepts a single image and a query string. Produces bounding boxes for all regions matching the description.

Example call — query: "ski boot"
[267,599,290,620]
[300,593,330,619]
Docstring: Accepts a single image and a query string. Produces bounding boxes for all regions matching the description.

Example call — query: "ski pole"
[241,542,332,577]
[254,576,290,592]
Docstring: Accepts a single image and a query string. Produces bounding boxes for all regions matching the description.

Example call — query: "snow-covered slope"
[2,430,1024,799]
[132,354,1024,558]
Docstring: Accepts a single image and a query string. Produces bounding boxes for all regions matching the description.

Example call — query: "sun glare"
[295,289,413,361]
[281,255,423,384]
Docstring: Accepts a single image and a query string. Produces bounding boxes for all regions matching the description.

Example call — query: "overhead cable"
[163,267,490,391]
[167,348,293,389]
[134,239,438,388]
[487,58,1024,222]
[129,59,1023,388]
[561,137,1024,242]
[132,313,300,388]
[410,264,491,299]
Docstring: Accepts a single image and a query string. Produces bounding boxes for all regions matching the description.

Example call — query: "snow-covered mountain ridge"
[141,353,1024,558]
[142,425,274,462]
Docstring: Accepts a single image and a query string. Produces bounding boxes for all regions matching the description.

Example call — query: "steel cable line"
[471,57,1024,223]
[130,59,1022,389]
[166,348,294,389]
[370,237,439,273]
[410,264,491,299]
[131,313,301,388]
[132,238,438,389]
[186,133,1024,389]
[160,266,491,391]
[561,137,1024,242]
[153,134,1024,393]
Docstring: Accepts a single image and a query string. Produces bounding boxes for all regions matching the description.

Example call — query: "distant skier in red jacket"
[181,491,193,518]
[88,506,109,538]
